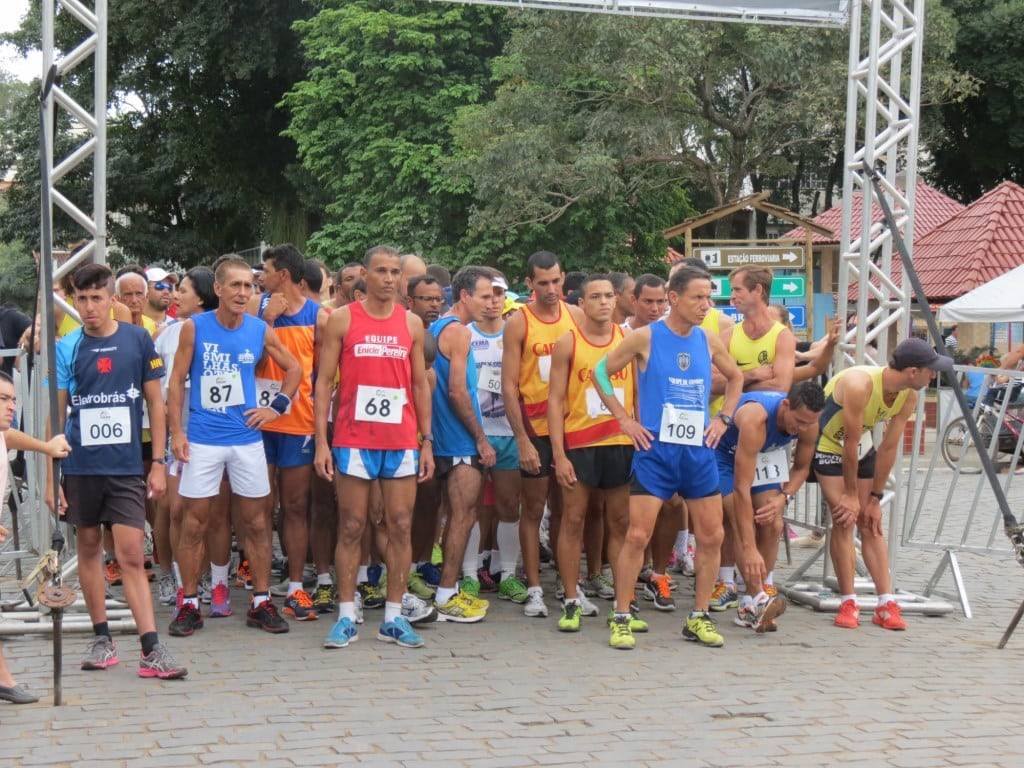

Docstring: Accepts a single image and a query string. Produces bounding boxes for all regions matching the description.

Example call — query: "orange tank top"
[256,297,319,435]
[563,324,633,449]
[518,302,577,437]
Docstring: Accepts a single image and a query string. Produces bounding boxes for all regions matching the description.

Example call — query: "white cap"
[145,267,176,283]
[492,276,509,290]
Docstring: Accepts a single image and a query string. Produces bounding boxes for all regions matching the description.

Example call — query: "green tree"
[929,0,1024,200]
[281,0,509,267]
[1,1,316,266]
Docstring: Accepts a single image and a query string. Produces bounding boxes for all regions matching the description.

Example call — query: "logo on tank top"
[758,350,770,365]
[238,349,255,365]
[676,352,691,371]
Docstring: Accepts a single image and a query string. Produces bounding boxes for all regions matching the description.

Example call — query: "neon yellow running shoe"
[683,611,725,647]
[609,614,635,650]
[558,601,583,632]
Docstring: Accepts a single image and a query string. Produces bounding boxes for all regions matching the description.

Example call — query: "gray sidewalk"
[3,532,1024,767]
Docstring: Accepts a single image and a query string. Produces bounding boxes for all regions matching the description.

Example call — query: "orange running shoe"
[834,598,860,629]
[235,560,252,590]
[872,600,907,631]
[104,559,123,587]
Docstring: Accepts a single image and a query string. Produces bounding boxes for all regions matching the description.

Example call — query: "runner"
[143,267,177,328]
[56,262,187,678]
[167,257,301,637]
[591,265,743,650]
[314,245,434,649]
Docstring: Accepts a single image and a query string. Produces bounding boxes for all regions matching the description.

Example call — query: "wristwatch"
[420,434,434,444]
[870,490,884,500]
[717,412,734,427]
[783,492,794,505]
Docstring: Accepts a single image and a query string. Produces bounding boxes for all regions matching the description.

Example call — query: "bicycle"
[941,383,1024,472]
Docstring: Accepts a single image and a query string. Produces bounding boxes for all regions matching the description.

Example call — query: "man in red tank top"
[314,246,434,650]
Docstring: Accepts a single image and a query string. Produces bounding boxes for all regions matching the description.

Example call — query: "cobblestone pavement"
[4,469,1024,766]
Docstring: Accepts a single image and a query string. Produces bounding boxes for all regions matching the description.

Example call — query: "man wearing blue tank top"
[715,382,824,632]
[592,266,744,650]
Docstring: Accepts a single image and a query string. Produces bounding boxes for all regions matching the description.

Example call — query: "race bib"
[255,377,282,409]
[586,387,624,419]
[755,447,790,484]
[355,385,404,424]
[538,355,552,383]
[477,365,503,396]
[858,431,874,459]
[80,406,131,447]
[201,372,244,410]
[659,404,703,446]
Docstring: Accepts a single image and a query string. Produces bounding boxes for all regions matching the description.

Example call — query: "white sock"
[435,586,457,605]
[211,562,230,587]
[674,530,688,553]
[317,572,332,587]
[476,550,487,570]
[357,565,369,583]
[718,566,735,585]
[384,601,401,623]
[338,601,357,622]
[463,524,481,580]
[740,594,755,609]
[842,594,857,603]
[765,571,774,586]
[877,593,895,605]
[527,586,543,598]
[497,521,521,579]
[172,561,183,588]
[288,580,303,597]
[183,596,200,609]
[489,549,502,576]
[252,593,269,608]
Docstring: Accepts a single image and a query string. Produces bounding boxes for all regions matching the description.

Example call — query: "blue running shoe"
[323,616,359,649]
[417,562,442,587]
[377,616,424,648]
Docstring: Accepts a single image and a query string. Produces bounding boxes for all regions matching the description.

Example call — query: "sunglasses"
[153,282,175,291]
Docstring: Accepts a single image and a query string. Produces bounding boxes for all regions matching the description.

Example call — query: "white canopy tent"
[937,262,1024,324]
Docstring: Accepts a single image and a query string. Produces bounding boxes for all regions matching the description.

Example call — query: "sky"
[1,0,41,84]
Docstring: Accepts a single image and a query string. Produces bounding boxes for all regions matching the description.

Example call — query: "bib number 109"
[659,405,702,446]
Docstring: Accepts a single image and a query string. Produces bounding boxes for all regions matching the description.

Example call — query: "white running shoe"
[401,593,438,625]
[524,589,548,618]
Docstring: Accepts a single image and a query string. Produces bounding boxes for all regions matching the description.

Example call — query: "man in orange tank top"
[501,251,584,619]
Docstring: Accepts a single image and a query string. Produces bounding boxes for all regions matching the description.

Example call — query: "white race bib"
[255,377,282,409]
[659,404,703,446]
[80,406,131,447]
[858,431,874,459]
[755,446,790,484]
[355,385,404,424]
[477,365,503,396]
[538,355,552,383]
[586,387,624,419]
[201,372,244,410]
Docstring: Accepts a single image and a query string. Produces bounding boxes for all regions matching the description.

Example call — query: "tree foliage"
[282,0,509,268]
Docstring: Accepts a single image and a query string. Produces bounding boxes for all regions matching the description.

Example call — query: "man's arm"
[754,423,820,525]
[500,310,530,442]
[4,428,70,458]
[546,332,575,488]
[143,378,167,499]
[442,323,494,466]
[729,404,768,585]
[262,326,301,400]
[407,314,434,482]
[313,308,349,481]
[828,371,872,527]
[592,327,652,450]
[865,389,918,535]
[313,307,328,376]
[708,332,744,447]
[710,325,733,396]
[167,320,194,462]
[746,328,796,393]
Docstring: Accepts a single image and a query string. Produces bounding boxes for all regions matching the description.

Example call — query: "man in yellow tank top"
[548,274,637,633]
[814,338,952,632]
[709,266,796,612]
[501,251,584,619]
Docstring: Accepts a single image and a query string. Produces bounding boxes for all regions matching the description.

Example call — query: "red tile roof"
[780,181,964,245]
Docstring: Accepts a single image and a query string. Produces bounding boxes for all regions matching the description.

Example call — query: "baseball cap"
[891,337,954,372]
[145,267,177,283]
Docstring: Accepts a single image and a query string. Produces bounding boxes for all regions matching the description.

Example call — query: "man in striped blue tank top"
[592,266,744,650]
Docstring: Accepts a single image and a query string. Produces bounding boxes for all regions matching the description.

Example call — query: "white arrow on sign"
[782,281,799,293]
[782,252,799,263]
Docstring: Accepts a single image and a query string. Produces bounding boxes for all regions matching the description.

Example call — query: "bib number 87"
[208,384,233,405]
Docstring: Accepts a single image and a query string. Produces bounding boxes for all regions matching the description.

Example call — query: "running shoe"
[554,576,565,600]
[477,567,499,593]
[709,581,738,612]
[606,609,648,633]
[407,572,436,600]
[209,582,232,618]
[683,612,725,647]
[417,562,442,588]
[461,577,482,598]
[609,614,635,650]
[323,616,359,648]
[354,591,365,624]
[558,600,583,632]
[524,589,548,618]
[538,541,553,564]
[138,644,187,679]
[498,575,529,604]
[678,551,696,577]
[434,591,486,623]
[104,559,123,587]
[666,550,678,572]
[765,584,778,598]
[313,583,338,614]
[270,555,287,578]
[734,595,787,633]
[872,600,906,631]
[157,572,177,606]
[246,599,290,633]
[643,573,676,611]
[401,593,438,625]
[198,572,212,605]
[458,587,490,610]
[430,543,443,566]
[357,582,385,609]
[577,592,600,617]
[168,602,204,637]
[581,573,615,600]
[236,560,253,590]
[835,598,860,629]
[377,616,424,648]
[81,635,118,670]
[283,589,319,621]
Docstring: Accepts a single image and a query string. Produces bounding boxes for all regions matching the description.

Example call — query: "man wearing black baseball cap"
[811,337,951,634]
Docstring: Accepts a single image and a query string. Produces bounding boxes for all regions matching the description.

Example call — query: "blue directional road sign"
[787,305,807,330]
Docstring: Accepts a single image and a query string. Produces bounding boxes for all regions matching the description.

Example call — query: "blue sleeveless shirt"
[716,391,794,459]
[429,316,482,458]
[637,322,711,436]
